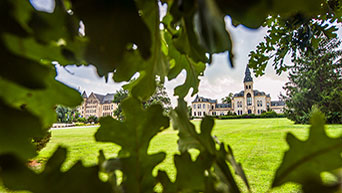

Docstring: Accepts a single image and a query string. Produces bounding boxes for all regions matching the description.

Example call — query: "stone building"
[192,66,285,117]
[77,91,117,118]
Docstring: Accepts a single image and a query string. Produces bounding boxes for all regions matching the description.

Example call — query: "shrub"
[77,117,87,123]
[32,131,51,152]
[219,112,285,119]
[87,116,99,124]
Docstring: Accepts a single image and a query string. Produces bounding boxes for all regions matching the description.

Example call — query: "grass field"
[3,118,342,193]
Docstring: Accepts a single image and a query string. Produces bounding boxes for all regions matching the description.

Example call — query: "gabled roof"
[253,90,266,96]
[233,91,244,97]
[90,92,115,104]
[244,65,253,83]
[102,94,115,104]
[94,93,105,103]
[271,101,285,106]
[192,95,217,103]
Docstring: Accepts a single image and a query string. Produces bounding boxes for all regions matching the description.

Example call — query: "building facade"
[77,91,118,118]
[192,66,285,117]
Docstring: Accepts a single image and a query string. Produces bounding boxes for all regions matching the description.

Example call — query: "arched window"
[247,93,252,106]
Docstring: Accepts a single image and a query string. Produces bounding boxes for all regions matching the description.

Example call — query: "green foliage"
[221,93,234,104]
[114,80,171,119]
[77,117,87,123]
[87,116,98,124]
[0,147,111,193]
[166,99,250,192]
[281,38,342,124]
[0,0,341,192]
[56,105,78,123]
[95,97,169,192]
[249,0,342,75]
[273,108,342,192]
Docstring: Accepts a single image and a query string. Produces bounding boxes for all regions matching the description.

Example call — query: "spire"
[81,91,87,98]
[243,65,253,83]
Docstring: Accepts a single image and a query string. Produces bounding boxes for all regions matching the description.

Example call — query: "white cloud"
[55,65,124,95]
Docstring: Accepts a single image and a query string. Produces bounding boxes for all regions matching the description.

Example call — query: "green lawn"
[3,118,342,193]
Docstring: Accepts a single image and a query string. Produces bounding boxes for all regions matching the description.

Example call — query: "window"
[193,104,196,109]
[257,109,260,114]
[246,85,248,89]
[237,101,242,108]
[248,109,252,114]
[203,112,206,116]
[249,85,251,89]
[203,104,205,108]
[194,112,196,116]
[198,104,201,109]
[247,93,252,106]
[212,105,214,110]
[260,101,262,107]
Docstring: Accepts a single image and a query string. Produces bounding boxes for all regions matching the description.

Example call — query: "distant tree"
[56,105,77,123]
[221,93,233,104]
[144,81,171,111]
[113,89,129,120]
[282,37,342,124]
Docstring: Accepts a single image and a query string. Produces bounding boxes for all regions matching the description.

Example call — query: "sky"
[32,0,341,106]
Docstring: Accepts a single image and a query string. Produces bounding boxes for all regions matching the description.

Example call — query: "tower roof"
[82,91,87,98]
[243,65,253,83]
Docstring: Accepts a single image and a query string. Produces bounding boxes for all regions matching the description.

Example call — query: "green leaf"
[174,152,207,191]
[168,0,209,63]
[171,98,217,153]
[3,34,87,66]
[0,100,42,159]
[27,0,78,43]
[0,72,82,128]
[273,108,342,190]
[165,32,206,98]
[0,147,112,193]
[95,97,169,192]
[0,43,51,89]
[195,0,234,66]
[71,0,152,76]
